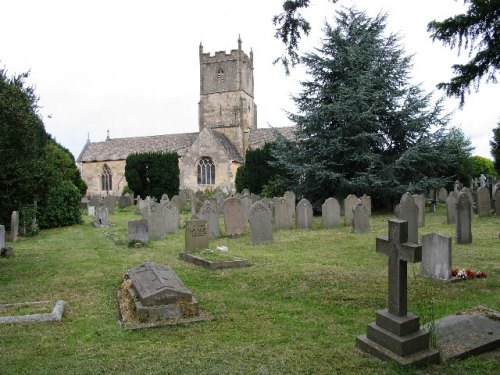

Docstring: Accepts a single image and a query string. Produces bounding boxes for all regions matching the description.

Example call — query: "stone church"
[77,37,294,196]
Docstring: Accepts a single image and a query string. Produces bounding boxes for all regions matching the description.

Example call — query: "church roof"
[248,127,296,149]
[210,130,244,162]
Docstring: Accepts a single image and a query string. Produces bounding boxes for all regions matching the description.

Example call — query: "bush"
[37,181,82,229]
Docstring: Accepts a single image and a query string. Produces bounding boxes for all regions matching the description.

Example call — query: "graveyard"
[0,202,499,374]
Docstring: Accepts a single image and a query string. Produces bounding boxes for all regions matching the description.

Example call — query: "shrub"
[37,181,82,228]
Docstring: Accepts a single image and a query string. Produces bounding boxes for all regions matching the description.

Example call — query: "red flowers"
[451,268,487,279]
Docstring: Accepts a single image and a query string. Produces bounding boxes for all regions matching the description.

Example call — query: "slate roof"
[211,130,244,163]
[248,127,296,149]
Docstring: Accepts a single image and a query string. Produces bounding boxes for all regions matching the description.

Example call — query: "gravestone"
[321,197,340,229]
[361,194,372,216]
[88,206,96,216]
[412,194,425,227]
[296,198,313,229]
[352,203,370,233]
[128,219,149,244]
[283,191,296,218]
[437,187,448,203]
[127,262,198,321]
[118,196,130,209]
[240,196,253,219]
[10,211,19,242]
[356,219,440,365]
[446,192,458,224]
[0,225,5,249]
[135,197,143,215]
[495,189,500,215]
[461,187,474,218]
[456,192,472,244]
[103,195,116,214]
[171,195,183,215]
[222,197,245,236]
[162,201,179,234]
[241,188,250,197]
[274,198,293,230]
[185,219,209,252]
[396,193,419,244]
[421,233,452,280]
[89,196,100,207]
[476,186,491,217]
[160,194,169,204]
[207,197,218,213]
[248,201,273,245]
[197,201,219,238]
[344,194,358,225]
[142,201,166,240]
[94,207,110,228]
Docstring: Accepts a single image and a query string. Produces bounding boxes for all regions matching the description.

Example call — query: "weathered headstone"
[240,196,253,219]
[445,192,457,224]
[356,219,440,365]
[197,201,219,238]
[162,201,179,234]
[10,211,19,242]
[456,192,472,244]
[222,197,245,236]
[118,196,130,209]
[296,198,313,229]
[495,188,500,215]
[412,194,425,227]
[241,188,250,197]
[88,206,96,217]
[344,194,358,225]
[185,219,209,252]
[461,187,474,218]
[127,262,198,321]
[476,186,491,217]
[103,195,116,214]
[352,203,370,233]
[128,219,149,244]
[321,197,340,229]
[361,194,372,217]
[142,201,166,240]
[171,195,183,215]
[396,193,419,244]
[89,196,100,207]
[94,207,110,228]
[421,233,452,280]
[273,198,293,230]
[283,191,296,218]
[248,201,273,245]
[437,187,448,203]
[160,194,170,203]
[0,225,5,249]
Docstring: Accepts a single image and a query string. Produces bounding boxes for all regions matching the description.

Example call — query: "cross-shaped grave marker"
[375,219,422,317]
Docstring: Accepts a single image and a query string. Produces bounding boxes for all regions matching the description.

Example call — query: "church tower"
[198,36,257,157]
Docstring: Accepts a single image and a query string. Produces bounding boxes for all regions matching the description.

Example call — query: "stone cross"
[375,219,422,317]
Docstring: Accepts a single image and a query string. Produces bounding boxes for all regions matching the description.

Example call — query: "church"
[77,37,294,196]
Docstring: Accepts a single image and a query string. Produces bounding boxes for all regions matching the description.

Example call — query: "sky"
[1,0,498,160]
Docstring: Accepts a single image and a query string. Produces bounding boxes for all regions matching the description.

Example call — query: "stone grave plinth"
[356,219,440,365]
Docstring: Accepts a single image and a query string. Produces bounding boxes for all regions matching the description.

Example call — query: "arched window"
[216,68,224,83]
[197,157,215,185]
[101,164,112,191]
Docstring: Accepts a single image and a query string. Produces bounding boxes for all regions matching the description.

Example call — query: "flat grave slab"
[0,300,66,324]
[179,251,249,270]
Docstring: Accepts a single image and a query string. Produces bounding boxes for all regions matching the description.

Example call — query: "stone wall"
[81,160,127,196]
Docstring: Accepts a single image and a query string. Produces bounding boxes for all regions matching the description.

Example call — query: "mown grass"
[0,205,498,374]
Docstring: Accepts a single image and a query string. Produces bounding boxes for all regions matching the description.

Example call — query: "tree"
[471,155,496,177]
[427,0,500,106]
[124,151,179,200]
[273,8,454,207]
[490,121,500,173]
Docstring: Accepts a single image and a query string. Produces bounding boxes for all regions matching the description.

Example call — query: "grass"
[0,205,498,374]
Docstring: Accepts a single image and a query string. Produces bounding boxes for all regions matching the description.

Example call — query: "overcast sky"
[1,0,498,160]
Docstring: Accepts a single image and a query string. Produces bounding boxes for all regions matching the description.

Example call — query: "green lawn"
[0,206,498,374]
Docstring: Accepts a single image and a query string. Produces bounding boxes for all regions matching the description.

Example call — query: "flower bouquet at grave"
[451,268,487,279]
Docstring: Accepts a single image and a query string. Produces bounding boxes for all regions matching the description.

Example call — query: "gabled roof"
[248,127,296,149]
[211,130,244,162]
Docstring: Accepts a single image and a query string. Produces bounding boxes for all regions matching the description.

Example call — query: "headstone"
[461,187,474,218]
[162,201,179,234]
[295,198,313,229]
[456,192,472,244]
[412,194,425,227]
[185,219,209,252]
[10,211,19,242]
[421,233,452,280]
[103,195,116,214]
[118,196,130,209]
[437,188,448,203]
[273,198,293,230]
[240,196,253,219]
[197,201,219,238]
[241,188,250,197]
[135,197,144,215]
[356,219,440,365]
[127,262,198,321]
[446,192,458,224]
[89,196,100,207]
[396,193,419,244]
[171,195,183,215]
[128,219,149,244]
[352,203,370,233]
[94,207,110,228]
[0,225,5,249]
[283,191,296,218]
[344,194,358,225]
[248,201,273,245]
[142,201,166,240]
[222,197,245,236]
[495,189,500,215]
[321,197,340,229]
[160,194,170,203]
[476,186,491,217]
[361,194,372,216]
[88,206,96,216]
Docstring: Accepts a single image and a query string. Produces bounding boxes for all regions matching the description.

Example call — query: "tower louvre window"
[217,68,224,83]
[197,157,215,185]
[101,164,112,191]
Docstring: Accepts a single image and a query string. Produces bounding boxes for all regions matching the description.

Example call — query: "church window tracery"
[101,164,112,191]
[197,157,215,185]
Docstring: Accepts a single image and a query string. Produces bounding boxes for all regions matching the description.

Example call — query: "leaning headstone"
[421,233,452,280]
[118,196,130,209]
[296,198,313,229]
[128,219,149,244]
[94,207,110,228]
[322,197,340,229]
[412,194,425,227]
[437,187,448,203]
[352,203,370,233]
[0,225,5,249]
[274,198,293,230]
[103,195,116,214]
[248,201,273,245]
[396,193,419,244]
[142,201,166,240]
[361,194,372,217]
[446,192,458,224]
[456,192,472,244]
[222,197,245,236]
[10,211,19,242]
[185,219,209,252]
[495,189,500,215]
[356,219,440,365]
[197,201,219,238]
[344,194,358,225]
[476,186,491,217]
[162,201,179,234]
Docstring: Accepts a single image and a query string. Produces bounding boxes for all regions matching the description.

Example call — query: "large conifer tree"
[274,8,459,207]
